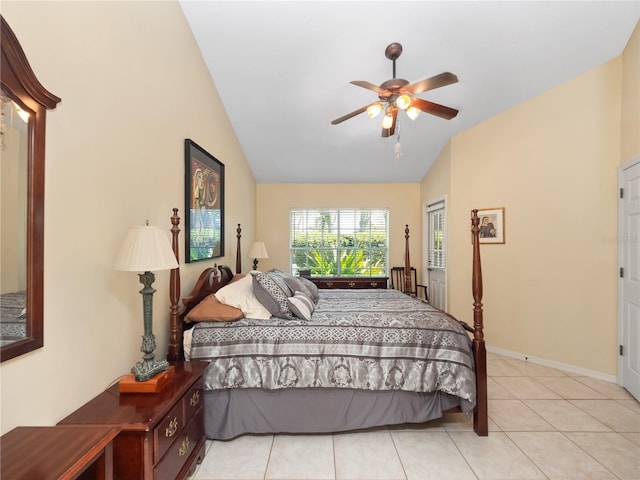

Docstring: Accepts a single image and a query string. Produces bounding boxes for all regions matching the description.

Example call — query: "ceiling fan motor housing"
[379,78,409,103]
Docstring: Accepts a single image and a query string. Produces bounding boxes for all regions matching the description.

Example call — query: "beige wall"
[621,22,640,163]
[256,184,421,277]
[0,1,256,434]
[423,58,624,377]
[419,141,452,306]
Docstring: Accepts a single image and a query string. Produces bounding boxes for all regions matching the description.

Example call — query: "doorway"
[619,158,640,401]
[426,200,446,310]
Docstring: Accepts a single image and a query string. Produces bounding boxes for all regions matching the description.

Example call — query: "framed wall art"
[185,139,224,262]
[475,207,505,244]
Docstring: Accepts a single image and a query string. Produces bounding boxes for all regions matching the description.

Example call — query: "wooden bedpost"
[236,224,242,274]
[168,208,181,362]
[404,225,412,295]
[471,209,488,436]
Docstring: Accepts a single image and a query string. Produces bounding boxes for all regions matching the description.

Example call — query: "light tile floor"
[188,353,640,480]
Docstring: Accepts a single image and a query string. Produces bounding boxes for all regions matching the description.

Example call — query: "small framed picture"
[185,139,225,262]
[475,208,505,244]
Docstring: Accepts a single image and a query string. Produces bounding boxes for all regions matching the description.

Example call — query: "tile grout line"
[387,428,409,480]
[263,435,275,480]
[444,429,481,480]
[491,362,636,480]
[332,433,337,480]
[556,430,624,480]
[486,371,554,480]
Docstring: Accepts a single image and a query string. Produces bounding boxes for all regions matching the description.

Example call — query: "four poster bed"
[165,208,488,439]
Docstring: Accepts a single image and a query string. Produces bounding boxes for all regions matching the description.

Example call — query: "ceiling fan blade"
[404,72,458,95]
[351,80,390,96]
[381,109,398,137]
[411,98,459,120]
[331,105,368,125]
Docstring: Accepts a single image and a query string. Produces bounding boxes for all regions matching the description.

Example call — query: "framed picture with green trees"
[185,139,225,262]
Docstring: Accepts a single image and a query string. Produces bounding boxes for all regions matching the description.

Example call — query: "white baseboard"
[487,345,618,384]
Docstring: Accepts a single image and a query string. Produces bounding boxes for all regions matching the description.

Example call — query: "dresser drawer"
[153,376,203,462]
[154,408,204,480]
[184,378,203,422]
[154,398,184,463]
[310,277,388,289]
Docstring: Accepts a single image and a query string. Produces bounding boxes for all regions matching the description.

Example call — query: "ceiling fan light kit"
[406,106,420,121]
[331,42,459,137]
[396,94,411,110]
[381,112,395,129]
[367,102,383,118]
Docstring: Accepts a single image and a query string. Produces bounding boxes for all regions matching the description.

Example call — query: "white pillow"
[215,274,272,319]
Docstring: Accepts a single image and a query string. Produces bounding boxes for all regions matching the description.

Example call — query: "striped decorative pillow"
[287,290,315,321]
[252,272,293,319]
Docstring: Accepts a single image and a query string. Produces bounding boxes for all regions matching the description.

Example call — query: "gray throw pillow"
[287,290,315,321]
[298,276,320,302]
[252,272,293,319]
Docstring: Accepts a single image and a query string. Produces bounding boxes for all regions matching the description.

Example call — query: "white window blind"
[427,202,446,269]
[290,209,388,276]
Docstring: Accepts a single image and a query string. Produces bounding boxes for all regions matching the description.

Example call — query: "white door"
[426,201,446,310]
[619,158,640,400]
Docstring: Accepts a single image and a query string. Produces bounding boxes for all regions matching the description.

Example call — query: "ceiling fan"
[331,42,459,137]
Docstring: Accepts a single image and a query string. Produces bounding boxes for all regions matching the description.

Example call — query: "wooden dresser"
[58,361,207,480]
[306,276,388,289]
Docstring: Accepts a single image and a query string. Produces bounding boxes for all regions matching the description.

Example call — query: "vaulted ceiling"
[180,1,639,184]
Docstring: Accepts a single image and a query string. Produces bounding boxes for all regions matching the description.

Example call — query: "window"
[290,209,388,277]
[427,202,446,269]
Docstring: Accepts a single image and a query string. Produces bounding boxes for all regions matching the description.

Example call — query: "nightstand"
[1,425,120,480]
[58,361,207,480]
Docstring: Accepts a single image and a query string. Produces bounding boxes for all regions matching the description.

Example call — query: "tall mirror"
[1,16,60,362]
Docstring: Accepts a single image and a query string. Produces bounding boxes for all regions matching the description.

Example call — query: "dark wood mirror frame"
[1,16,60,362]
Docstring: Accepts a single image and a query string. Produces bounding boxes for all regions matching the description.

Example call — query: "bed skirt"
[204,387,465,440]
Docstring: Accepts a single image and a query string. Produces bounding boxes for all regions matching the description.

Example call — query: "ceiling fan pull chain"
[395,118,402,160]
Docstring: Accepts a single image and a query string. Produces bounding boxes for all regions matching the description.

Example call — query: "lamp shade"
[248,241,269,259]
[114,226,178,272]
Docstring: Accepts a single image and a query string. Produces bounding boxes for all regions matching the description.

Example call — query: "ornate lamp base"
[131,271,170,382]
[131,357,169,382]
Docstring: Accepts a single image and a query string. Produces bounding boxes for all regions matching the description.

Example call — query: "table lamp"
[248,241,268,270]
[114,222,178,381]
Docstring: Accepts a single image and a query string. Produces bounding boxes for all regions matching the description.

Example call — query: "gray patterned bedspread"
[1,291,27,346]
[190,289,476,411]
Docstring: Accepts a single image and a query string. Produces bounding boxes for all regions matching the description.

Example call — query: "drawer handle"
[326,282,333,287]
[178,437,190,457]
[190,390,200,407]
[165,417,178,438]
[370,282,378,287]
[348,282,356,287]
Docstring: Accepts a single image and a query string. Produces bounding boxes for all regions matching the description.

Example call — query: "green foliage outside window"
[290,209,388,276]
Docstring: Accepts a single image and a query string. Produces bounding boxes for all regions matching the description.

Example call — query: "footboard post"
[471,210,488,436]
[168,208,181,362]
[404,225,412,295]
[236,224,242,274]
